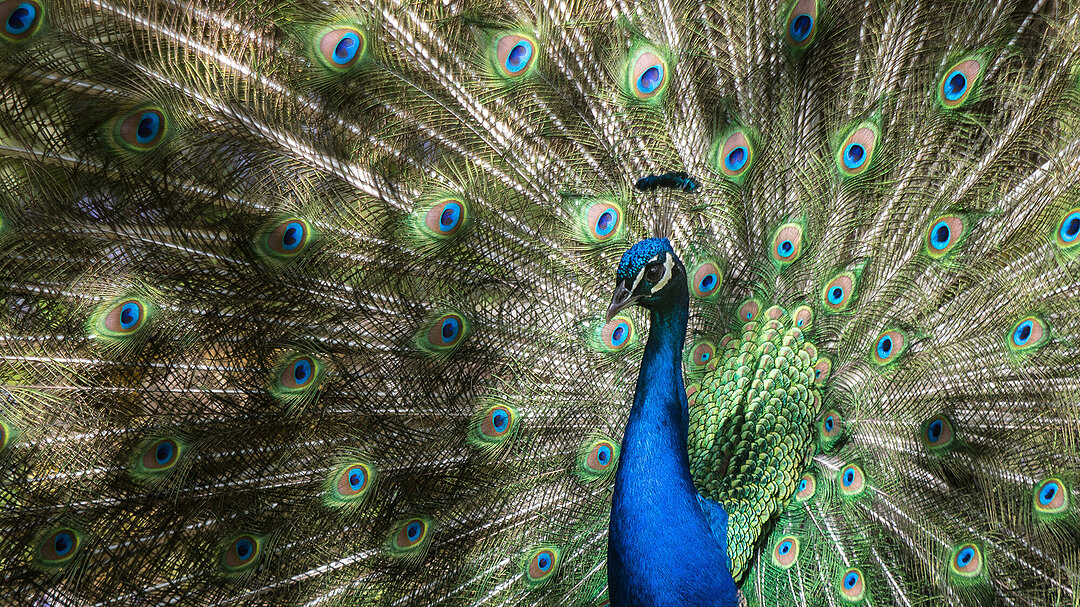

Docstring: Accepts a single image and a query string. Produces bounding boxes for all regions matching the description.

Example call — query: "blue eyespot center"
[777,239,794,257]
[333,32,360,64]
[1040,482,1058,505]
[1013,320,1033,346]
[407,522,421,541]
[54,532,73,557]
[798,479,807,492]
[156,441,174,464]
[348,466,365,490]
[491,410,508,432]
[6,3,36,35]
[537,553,551,571]
[930,221,951,250]
[440,317,460,343]
[119,302,141,329]
[725,146,747,171]
[844,469,854,486]
[293,359,312,385]
[778,540,792,555]
[828,286,844,304]
[610,322,629,347]
[844,571,859,589]
[824,416,834,432]
[790,14,812,42]
[596,445,611,465]
[136,112,161,144]
[957,547,974,567]
[438,203,461,232]
[1061,213,1080,242]
[699,274,717,292]
[506,40,532,73]
[596,209,616,236]
[927,419,942,443]
[637,65,663,95]
[235,538,253,560]
[877,335,893,359]
[944,70,967,101]
[700,352,710,361]
[282,222,304,250]
[843,143,866,169]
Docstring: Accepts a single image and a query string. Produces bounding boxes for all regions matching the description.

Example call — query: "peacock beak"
[606,283,639,321]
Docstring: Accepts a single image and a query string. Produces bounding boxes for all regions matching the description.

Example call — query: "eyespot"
[793,305,813,330]
[919,415,955,452]
[115,107,168,151]
[424,198,468,237]
[1,1,42,41]
[578,437,619,482]
[585,201,622,241]
[795,473,816,501]
[420,312,469,355]
[715,130,755,181]
[1033,477,1068,515]
[690,340,716,367]
[1008,316,1048,353]
[823,273,855,312]
[1056,209,1080,248]
[872,330,905,365]
[925,215,964,258]
[771,536,799,569]
[261,218,314,260]
[836,125,878,177]
[221,535,260,571]
[839,567,866,601]
[764,305,785,321]
[820,410,841,439]
[600,316,635,352]
[317,27,366,71]
[280,356,317,390]
[738,298,761,322]
[484,404,517,438]
[93,297,152,340]
[939,59,981,108]
[691,261,721,298]
[838,463,865,497]
[771,223,803,265]
[496,34,536,78]
[142,438,180,470]
[109,300,143,332]
[949,543,983,578]
[525,546,562,585]
[784,0,818,48]
[626,48,668,100]
[390,517,432,556]
[813,357,831,385]
[328,461,375,505]
[36,528,81,567]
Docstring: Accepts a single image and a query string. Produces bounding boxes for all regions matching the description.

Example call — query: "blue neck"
[607,285,739,607]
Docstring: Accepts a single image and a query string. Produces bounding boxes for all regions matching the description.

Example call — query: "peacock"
[2,0,1079,604]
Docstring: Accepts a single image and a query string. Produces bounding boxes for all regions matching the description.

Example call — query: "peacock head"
[607,238,686,321]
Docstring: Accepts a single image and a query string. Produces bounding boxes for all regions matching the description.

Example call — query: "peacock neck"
[607,285,739,606]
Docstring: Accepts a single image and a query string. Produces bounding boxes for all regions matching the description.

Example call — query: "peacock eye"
[644,263,664,283]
